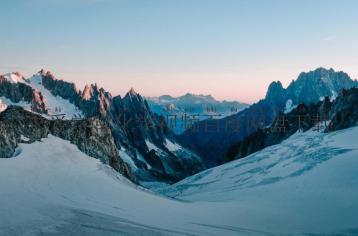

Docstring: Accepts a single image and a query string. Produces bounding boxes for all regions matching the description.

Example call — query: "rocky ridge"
[0,106,134,181]
[178,68,358,167]
[226,87,358,162]
[0,70,205,184]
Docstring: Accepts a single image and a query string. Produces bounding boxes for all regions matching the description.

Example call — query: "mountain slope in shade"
[146,93,249,134]
[162,126,358,234]
[178,67,358,167]
[225,87,358,163]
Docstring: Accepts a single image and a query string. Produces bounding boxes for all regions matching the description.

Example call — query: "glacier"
[1,127,358,235]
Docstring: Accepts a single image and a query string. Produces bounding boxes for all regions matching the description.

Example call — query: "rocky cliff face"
[285,68,357,105]
[0,106,133,181]
[121,89,166,151]
[226,87,358,162]
[265,81,286,105]
[327,88,358,132]
[263,68,357,107]
[41,71,110,117]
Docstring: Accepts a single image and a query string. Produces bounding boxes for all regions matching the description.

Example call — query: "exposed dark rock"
[286,68,358,105]
[326,88,358,132]
[265,81,286,104]
[0,106,134,182]
[226,87,358,163]
[31,72,205,183]
[225,99,332,162]
[0,75,47,113]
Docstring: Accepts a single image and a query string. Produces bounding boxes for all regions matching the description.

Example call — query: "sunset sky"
[1,0,358,103]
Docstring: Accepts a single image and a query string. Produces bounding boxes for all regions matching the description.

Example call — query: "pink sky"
[6,63,356,105]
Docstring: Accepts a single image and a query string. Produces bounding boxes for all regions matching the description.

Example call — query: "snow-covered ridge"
[2,72,26,84]
[27,75,83,119]
[0,71,83,119]
[0,96,31,112]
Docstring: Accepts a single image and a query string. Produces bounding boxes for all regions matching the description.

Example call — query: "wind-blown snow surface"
[2,128,358,235]
[0,136,266,236]
[163,127,358,234]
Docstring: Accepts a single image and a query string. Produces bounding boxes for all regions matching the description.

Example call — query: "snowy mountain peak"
[287,67,357,104]
[2,72,26,84]
[264,67,358,106]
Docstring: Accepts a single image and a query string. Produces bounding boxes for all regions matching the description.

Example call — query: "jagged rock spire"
[128,87,137,96]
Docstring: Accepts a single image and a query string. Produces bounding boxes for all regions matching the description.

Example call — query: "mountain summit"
[265,67,358,106]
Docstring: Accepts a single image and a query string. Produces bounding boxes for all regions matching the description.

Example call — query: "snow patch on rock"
[3,72,26,84]
[284,99,296,114]
[164,139,182,152]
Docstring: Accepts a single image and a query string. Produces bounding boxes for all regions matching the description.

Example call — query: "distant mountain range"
[146,93,249,134]
[178,67,358,167]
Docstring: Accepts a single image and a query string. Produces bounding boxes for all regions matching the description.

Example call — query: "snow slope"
[0,96,32,113]
[0,136,268,236]
[1,127,358,235]
[27,75,83,119]
[0,72,83,119]
[163,127,358,234]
